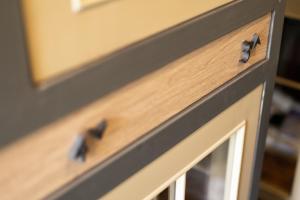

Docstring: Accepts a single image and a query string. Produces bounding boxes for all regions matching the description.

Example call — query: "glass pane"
[185,140,230,200]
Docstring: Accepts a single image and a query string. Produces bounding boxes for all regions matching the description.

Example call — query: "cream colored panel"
[22,0,233,83]
[103,85,263,200]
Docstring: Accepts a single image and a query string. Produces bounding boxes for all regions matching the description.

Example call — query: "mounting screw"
[89,120,107,139]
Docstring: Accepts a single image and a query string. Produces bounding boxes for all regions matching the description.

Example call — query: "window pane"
[185,140,229,200]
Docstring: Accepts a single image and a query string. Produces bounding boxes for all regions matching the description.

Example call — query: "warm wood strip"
[22,0,233,83]
[0,14,270,200]
[276,76,300,91]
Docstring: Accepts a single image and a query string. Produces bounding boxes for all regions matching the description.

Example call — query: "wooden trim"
[103,85,263,200]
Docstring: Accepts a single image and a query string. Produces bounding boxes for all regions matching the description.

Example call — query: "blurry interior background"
[258,0,300,199]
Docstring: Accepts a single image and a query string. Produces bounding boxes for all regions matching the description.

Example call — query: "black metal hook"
[88,120,107,139]
[239,33,261,63]
[69,120,107,162]
[69,134,88,162]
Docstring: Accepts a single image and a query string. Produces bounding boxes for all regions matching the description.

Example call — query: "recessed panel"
[22,0,233,84]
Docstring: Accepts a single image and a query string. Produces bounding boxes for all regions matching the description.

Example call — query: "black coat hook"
[69,120,107,163]
[89,120,107,139]
[69,134,88,162]
[239,33,261,63]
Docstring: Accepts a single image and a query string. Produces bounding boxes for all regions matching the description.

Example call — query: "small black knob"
[69,134,88,162]
[89,120,107,139]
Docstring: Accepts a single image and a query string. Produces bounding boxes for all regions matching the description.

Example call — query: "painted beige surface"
[286,0,300,20]
[0,15,270,200]
[103,85,263,200]
[22,0,233,83]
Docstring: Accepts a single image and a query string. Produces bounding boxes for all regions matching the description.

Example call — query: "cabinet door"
[102,85,263,200]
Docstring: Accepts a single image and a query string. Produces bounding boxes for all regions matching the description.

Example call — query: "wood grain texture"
[0,14,270,200]
[22,0,233,83]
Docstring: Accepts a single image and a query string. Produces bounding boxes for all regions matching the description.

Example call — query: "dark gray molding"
[249,0,287,199]
[0,0,276,148]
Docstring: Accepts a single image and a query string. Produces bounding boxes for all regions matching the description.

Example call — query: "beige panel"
[22,0,233,83]
[103,85,263,200]
[0,15,270,200]
[286,0,300,20]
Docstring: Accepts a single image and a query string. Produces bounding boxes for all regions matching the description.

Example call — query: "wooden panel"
[21,0,233,83]
[103,85,263,200]
[0,14,270,200]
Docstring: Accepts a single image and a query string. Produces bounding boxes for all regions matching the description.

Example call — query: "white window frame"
[165,125,245,200]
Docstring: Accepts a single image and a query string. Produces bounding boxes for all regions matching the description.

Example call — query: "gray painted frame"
[250,0,286,199]
[47,0,286,197]
[0,0,279,147]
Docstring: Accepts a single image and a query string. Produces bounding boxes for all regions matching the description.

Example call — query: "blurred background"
[258,0,300,199]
